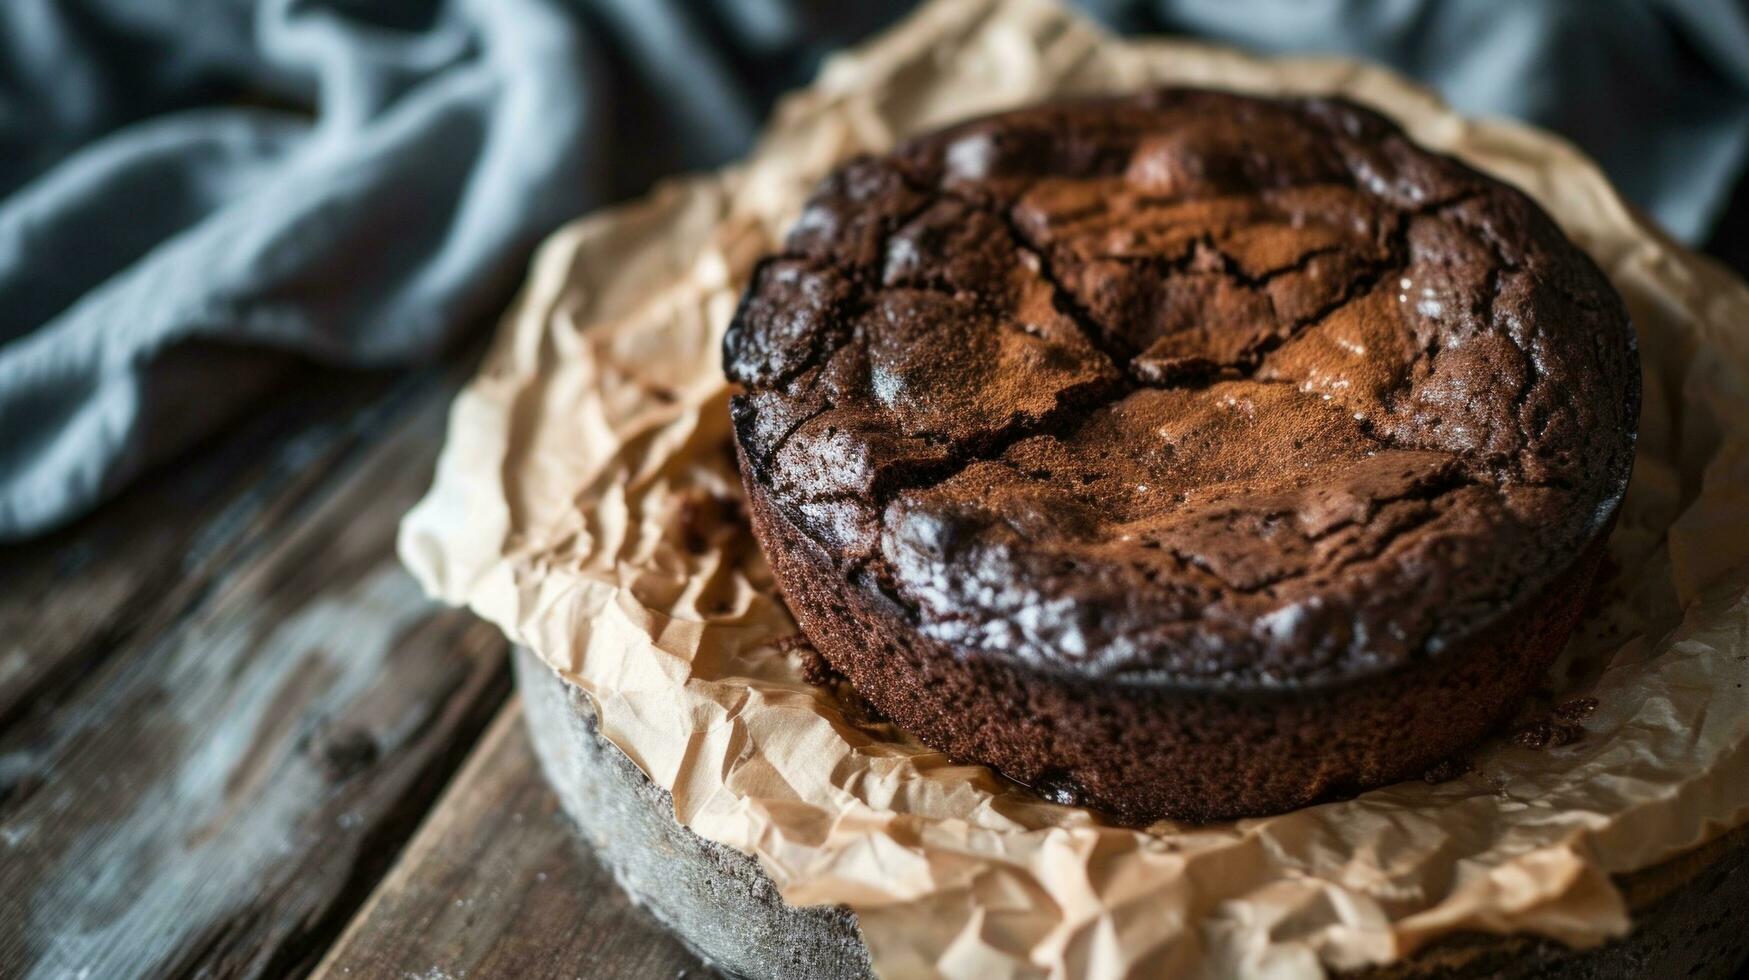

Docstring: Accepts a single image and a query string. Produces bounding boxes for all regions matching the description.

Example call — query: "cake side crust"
[745,457,1607,823]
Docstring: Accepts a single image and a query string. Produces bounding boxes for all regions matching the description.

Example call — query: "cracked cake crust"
[724,90,1638,822]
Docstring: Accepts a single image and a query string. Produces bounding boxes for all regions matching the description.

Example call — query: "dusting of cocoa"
[728,92,1635,689]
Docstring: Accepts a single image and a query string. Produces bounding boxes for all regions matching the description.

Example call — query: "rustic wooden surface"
[313,701,705,980]
[0,351,707,979]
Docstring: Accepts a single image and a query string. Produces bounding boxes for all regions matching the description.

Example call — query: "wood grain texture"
[0,365,422,737]
[0,361,513,980]
[313,701,707,980]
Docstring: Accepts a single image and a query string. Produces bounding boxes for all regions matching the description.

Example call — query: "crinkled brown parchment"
[398,0,1749,975]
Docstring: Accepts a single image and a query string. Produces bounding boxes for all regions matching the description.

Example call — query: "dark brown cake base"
[744,469,1608,825]
[515,649,1749,979]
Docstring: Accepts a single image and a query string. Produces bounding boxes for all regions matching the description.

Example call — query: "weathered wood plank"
[0,361,512,979]
[313,702,708,980]
[0,363,428,740]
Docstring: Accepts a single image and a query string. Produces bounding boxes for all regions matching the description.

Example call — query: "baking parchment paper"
[399,0,1749,975]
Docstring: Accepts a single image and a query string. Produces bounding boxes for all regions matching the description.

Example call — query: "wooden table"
[6,200,1749,980]
[0,348,705,979]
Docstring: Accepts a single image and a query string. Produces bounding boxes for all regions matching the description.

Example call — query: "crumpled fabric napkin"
[3,0,1746,541]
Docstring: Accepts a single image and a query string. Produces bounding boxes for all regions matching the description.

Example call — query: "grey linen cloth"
[2,0,1746,540]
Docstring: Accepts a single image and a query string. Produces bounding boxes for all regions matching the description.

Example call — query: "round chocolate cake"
[723,89,1639,824]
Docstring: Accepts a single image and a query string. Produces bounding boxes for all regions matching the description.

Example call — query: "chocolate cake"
[723,89,1639,824]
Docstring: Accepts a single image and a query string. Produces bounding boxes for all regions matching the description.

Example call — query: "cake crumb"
[779,633,888,723]
[1422,755,1473,784]
[1552,697,1599,723]
[1030,769,1089,807]
[1512,720,1585,749]
[675,489,746,555]
[779,634,839,687]
[1506,694,1598,749]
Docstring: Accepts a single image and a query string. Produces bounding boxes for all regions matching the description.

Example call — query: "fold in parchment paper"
[399,0,1749,975]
